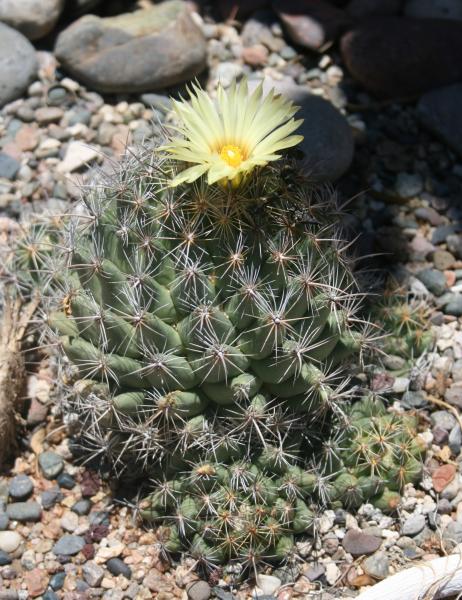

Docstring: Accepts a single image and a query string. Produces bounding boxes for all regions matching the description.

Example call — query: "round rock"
[8,474,34,500]
[342,529,381,556]
[0,0,64,40]
[54,1,207,93]
[402,514,426,537]
[6,501,41,522]
[187,580,212,600]
[249,77,353,181]
[38,451,64,479]
[341,17,462,98]
[0,531,22,553]
[0,23,38,107]
[53,534,85,556]
[106,557,132,579]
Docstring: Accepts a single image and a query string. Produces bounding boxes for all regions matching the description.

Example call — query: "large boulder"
[55,1,207,94]
[249,77,354,182]
[0,23,38,107]
[341,17,462,98]
[0,0,64,40]
[418,84,462,158]
[273,0,352,51]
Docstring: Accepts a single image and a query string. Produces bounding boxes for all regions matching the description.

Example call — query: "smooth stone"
[341,17,462,98]
[402,514,426,536]
[0,153,20,180]
[432,224,457,245]
[416,268,447,296]
[0,531,21,553]
[250,77,353,181]
[404,0,462,20]
[437,498,453,514]
[449,425,462,455]
[0,512,9,530]
[139,93,172,114]
[53,534,85,556]
[415,206,443,226]
[43,592,59,600]
[6,501,41,522]
[401,390,428,409]
[443,295,462,316]
[0,23,38,107]
[433,425,449,446]
[55,1,207,93]
[447,234,462,259]
[394,172,423,199]
[433,249,455,271]
[444,521,462,545]
[71,499,91,516]
[431,410,457,431]
[41,487,63,509]
[8,475,33,500]
[0,0,64,40]
[342,529,381,556]
[106,557,132,579]
[49,571,66,591]
[445,385,462,408]
[0,550,12,566]
[38,451,64,479]
[362,551,390,579]
[57,472,76,490]
[418,84,462,158]
[273,0,352,51]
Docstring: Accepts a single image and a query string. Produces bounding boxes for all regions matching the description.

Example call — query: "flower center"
[220,144,243,167]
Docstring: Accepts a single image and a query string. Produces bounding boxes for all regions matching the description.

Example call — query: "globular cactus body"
[11,88,425,565]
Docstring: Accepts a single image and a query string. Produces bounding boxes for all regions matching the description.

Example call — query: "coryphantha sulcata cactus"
[9,79,426,570]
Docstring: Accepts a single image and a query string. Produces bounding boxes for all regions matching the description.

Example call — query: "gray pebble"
[71,499,91,516]
[402,514,426,537]
[394,172,423,199]
[106,557,132,579]
[443,294,462,316]
[38,451,64,479]
[437,498,453,514]
[41,487,63,509]
[0,153,20,180]
[57,472,75,489]
[8,475,33,501]
[447,234,462,259]
[49,572,66,590]
[449,425,462,455]
[401,390,428,409]
[432,224,456,245]
[431,410,457,431]
[444,521,462,546]
[187,581,212,600]
[53,534,85,556]
[0,512,9,530]
[416,268,447,296]
[6,501,41,522]
[0,550,12,566]
[433,425,449,445]
[363,551,389,579]
[82,561,104,587]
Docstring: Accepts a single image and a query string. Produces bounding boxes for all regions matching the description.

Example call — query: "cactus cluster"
[9,139,425,564]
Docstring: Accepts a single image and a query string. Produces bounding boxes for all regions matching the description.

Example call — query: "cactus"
[8,80,425,567]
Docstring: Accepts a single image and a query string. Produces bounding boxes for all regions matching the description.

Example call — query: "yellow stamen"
[220,144,243,167]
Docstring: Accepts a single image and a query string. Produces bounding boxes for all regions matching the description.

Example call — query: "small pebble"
[57,472,76,489]
[363,551,389,579]
[6,501,41,522]
[106,557,132,579]
[38,451,64,479]
[402,514,426,537]
[53,534,85,556]
[8,475,34,500]
[72,499,92,516]
[49,572,66,591]
[0,512,10,530]
[41,488,63,509]
[82,561,104,587]
[0,550,12,566]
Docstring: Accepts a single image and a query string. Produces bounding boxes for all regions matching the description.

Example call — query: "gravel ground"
[1,5,462,600]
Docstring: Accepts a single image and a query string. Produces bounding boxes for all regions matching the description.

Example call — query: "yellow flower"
[163,78,304,187]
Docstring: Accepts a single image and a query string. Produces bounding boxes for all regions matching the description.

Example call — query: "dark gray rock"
[0,550,12,566]
[49,571,66,590]
[57,472,75,490]
[8,475,33,501]
[0,23,38,107]
[416,268,447,296]
[41,487,63,509]
[250,77,353,181]
[53,534,85,556]
[106,558,132,579]
[449,425,462,455]
[38,451,64,479]
[54,1,207,93]
[418,84,462,158]
[341,17,462,98]
[447,234,462,259]
[71,499,91,516]
[443,294,462,316]
[444,521,462,546]
[432,225,457,245]
[0,153,20,180]
[6,501,41,522]
[43,592,59,600]
[0,512,9,530]
[394,172,423,199]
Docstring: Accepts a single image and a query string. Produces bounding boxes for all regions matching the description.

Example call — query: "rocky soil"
[2,0,462,599]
